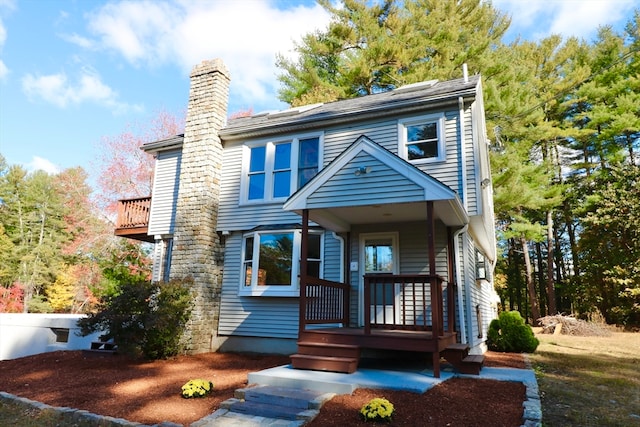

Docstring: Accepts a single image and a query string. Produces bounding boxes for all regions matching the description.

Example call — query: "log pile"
[538,315,611,337]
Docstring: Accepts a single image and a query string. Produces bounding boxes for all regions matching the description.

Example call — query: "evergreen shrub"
[487,310,539,353]
[78,279,193,359]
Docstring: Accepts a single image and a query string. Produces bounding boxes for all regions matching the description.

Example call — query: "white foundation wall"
[0,314,103,361]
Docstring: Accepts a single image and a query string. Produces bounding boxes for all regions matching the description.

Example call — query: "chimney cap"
[190,58,230,79]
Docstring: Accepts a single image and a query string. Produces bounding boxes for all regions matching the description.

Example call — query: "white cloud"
[27,156,60,174]
[494,0,638,42]
[60,32,95,49]
[21,69,143,114]
[85,0,331,107]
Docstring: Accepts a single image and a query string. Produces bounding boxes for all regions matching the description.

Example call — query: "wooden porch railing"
[116,196,151,229]
[299,276,350,330]
[299,273,452,339]
[363,274,447,336]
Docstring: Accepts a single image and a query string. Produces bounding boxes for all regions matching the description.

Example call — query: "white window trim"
[397,113,446,164]
[240,133,323,205]
[239,229,324,297]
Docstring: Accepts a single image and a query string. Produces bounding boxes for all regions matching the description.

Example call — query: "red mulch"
[0,350,527,426]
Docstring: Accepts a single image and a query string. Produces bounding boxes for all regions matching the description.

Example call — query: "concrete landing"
[248,363,455,395]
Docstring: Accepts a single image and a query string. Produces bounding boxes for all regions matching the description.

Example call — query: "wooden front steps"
[291,341,360,374]
[441,343,484,375]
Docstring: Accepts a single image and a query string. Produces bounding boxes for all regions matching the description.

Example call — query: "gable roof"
[220,75,480,141]
[141,134,184,154]
[283,135,468,232]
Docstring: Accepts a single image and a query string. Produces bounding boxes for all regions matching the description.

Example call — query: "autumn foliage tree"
[95,109,184,216]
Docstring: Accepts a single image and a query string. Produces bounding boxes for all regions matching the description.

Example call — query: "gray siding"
[148,149,181,236]
[217,107,475,231]
[217,232,343,338]
[461,234,493,348]
[307,152,425,209]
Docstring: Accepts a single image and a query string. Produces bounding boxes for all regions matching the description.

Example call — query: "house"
[115,59,499,377]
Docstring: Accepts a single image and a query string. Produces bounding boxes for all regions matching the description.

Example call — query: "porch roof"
[283,136,468,232]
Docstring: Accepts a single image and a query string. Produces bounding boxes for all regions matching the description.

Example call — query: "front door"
[359,232,399,326]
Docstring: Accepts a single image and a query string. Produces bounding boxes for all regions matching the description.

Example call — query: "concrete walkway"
[192,362,542,427]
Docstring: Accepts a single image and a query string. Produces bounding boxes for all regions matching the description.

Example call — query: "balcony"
[114,196,154,242]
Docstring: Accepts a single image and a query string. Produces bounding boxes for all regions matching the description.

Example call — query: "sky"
[0,0,637,185]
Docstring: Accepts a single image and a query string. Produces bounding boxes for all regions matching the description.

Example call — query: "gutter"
[453,224,469,344]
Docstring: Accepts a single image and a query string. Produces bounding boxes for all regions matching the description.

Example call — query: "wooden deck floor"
[298,327,457,353]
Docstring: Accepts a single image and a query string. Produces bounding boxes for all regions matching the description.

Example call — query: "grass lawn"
[529,330,640,427]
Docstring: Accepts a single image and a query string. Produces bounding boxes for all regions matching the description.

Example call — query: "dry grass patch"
[529,330,640,426]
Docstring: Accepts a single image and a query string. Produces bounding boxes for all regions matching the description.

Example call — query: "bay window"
[241,229,323,296]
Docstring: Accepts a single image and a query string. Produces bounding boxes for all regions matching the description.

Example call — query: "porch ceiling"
[299,199,468,232]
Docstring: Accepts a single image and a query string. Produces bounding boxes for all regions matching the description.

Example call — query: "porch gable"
[283,135,468,231]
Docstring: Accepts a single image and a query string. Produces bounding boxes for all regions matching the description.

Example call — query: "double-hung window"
[398,114,446,163]
[244,135,321,203]
[241,230,323,296]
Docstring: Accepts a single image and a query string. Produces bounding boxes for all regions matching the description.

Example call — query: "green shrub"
[487,310,539,353]
[78,279,193,359]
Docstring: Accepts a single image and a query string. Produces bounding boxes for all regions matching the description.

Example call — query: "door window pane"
[364,238,393,273]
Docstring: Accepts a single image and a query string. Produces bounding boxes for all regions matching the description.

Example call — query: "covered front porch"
[291,203,482,378]
[282,136,483,377]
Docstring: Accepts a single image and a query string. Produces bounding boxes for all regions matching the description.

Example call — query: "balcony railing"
[114,196,153,242]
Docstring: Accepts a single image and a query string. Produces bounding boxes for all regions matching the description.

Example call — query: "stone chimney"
[170,59,230,353]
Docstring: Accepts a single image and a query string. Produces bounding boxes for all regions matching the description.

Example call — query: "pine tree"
[277,0,510,105]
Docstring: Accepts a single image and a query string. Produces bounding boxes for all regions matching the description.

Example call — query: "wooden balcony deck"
[114,196,154,242]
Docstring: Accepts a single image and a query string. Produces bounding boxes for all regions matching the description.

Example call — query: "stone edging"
[520,354,542,427]
[0,392,181,427]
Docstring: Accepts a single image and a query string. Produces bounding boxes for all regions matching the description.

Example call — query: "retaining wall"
[0,313,102,360]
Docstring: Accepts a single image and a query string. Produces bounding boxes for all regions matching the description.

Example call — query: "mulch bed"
[0,350,527,426]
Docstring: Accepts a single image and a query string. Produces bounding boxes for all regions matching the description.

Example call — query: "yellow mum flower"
[360,397,394,422]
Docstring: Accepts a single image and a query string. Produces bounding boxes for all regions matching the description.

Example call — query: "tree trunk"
[521,236,541,322]
[535,242,546,317]
[546,210,557,315]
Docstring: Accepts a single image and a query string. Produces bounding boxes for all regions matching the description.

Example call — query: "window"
[476,249,487,280]
[244,136,321,203]
[241,229,323,296]
[398,114,445,163]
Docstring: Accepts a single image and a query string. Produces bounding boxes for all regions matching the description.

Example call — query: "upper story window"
[398,114,446,163]
[244,135,321,203]
[241,229,323,296]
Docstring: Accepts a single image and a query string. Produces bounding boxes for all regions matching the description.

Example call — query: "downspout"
[332,231,350,328]
[453,224,469,344]
[462,231,475,346]
[459,96,468,210]
[332,232,345,283]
